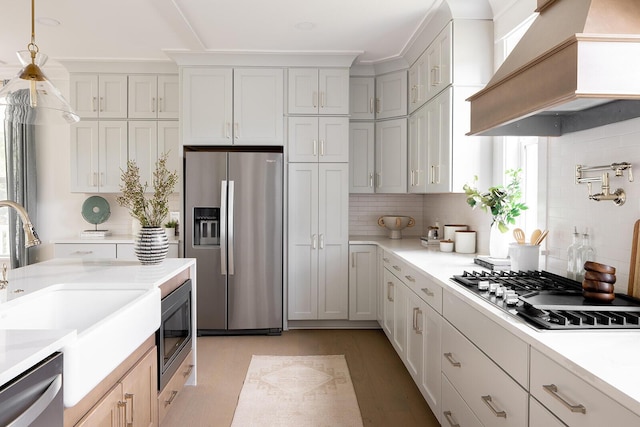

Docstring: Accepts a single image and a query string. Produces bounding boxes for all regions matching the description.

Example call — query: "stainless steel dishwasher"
[0,352,63,427]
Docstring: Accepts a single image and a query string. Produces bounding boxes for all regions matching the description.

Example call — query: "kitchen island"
[0,257,196,426]
[351,236,640,425]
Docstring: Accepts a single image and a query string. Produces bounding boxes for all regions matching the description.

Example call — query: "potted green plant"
[164,219,179,239]
[117,153,178,264]
[463,169,528,258]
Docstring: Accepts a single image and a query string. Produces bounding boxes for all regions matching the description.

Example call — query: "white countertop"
[53,235,179,244]
[0,258,195,388]
[350,235,640,416]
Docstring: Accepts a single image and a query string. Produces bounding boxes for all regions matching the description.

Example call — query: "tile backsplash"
[349,194,425,237]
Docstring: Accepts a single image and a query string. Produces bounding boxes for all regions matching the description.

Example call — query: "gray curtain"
[3,87,37,268]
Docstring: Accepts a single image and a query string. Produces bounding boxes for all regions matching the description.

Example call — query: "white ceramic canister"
[509,243,540,271]
[444,224,468,242]
[455,230,476,254]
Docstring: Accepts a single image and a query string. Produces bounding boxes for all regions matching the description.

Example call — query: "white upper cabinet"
[70,121,128,193]
[349,122,375,194]
[288,117,349,163]
[408,104,428,193]
[408,52,428,114]
[349,77,375,120]
[182,67,283,146]
[375,118,407,193]
[425,88,452,193]
[70,74,128,119]
[425,23,452,102]
[128,75,179,119]
[288,68,349,115]
[375,71,407,120]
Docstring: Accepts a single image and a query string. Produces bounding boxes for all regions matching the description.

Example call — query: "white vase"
[489,222,511,259]
[134,227,169,265]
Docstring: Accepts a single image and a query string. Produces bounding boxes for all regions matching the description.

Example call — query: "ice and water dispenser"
[193,207,220,246]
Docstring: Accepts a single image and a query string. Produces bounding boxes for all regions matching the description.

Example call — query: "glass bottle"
[576,230,596,282]
[566,226,580,280]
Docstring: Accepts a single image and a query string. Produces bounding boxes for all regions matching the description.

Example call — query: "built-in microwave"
[156,279,192,390]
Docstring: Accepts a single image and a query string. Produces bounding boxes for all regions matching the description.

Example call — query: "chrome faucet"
[0,200,41,248]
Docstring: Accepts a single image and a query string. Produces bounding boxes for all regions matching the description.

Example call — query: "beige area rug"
[231,355,364,427]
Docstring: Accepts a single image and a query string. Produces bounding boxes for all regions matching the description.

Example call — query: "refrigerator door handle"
[220,180,228,275]
[228,180,235,275]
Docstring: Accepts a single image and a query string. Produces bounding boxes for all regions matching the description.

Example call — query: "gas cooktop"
[451,270,640,330]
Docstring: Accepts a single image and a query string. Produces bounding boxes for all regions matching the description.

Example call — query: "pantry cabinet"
[375,71,407,120]
[76,346,157,427]
[182,67,284,146]
[348,245,377,321]
[349,77,375,120]
[70,121,128,193]
[348,122,375,193]
[288,163,349,320]
[128,75,179,119]
[288,117,349,163]
[287,68,349,115]
[70,74,128,119]
[375,118,407,193]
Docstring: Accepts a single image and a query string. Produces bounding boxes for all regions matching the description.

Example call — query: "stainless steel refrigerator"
[184,147,283,335]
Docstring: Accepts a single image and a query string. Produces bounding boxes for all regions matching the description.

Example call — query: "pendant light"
[0,0,79,125]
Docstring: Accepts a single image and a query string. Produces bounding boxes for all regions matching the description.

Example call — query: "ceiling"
[0,0,510,69]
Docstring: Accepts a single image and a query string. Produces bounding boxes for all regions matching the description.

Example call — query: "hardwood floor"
[161,329,439,427]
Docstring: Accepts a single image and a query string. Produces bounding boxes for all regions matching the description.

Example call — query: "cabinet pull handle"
[387,282,394,302]
[72,251,93,255]
[392,265,401,272]
[312,234,317,250]
[430,67,436,86]
[543,384,587,414]
[375,172,381,188]
[92,96,97,112]
[313,91,318,108]
[416,308,423,334]
[151,97,156,113]
[183,364,195,378]
[375,98,381,114]
[444,352,461,367]
[430,165,435,184]
[405,275,416,282]
[369,97,374,113]
[118,401,127,427]
[124,393,134,427]
[443,411,460,427]
[99,96,104,112]
[226,122,231,139]
[319,234,324,249]
[481,395,507,418]
[410,170,414,186]
[159,97,163,112]
[434,65,441,85]
[313,140,317,156]
[435,165,440,184]
[100,172,104,187]
[383,257,390,263]
[320,140,325,156]
[320,91,325,108]
[422,287,435,297]
[234,123,239,139]
[165,390,178,406]
[412,307,419,331]
[369,173,374,188]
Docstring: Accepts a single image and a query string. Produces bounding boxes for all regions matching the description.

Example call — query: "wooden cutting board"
[628,220,640,298]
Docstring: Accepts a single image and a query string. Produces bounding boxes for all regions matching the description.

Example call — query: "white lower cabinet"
[530,347,640,427]
[287,163,349,320]
[441,319,528,427]
[348,245,377,321]
[441,373,483,427]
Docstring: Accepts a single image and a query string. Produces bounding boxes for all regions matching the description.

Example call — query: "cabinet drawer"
[530,347,639,427]
[158,350,194,424]
[382,250,405,277]
[443,290,528,388]
[529,396,567,427]
[441,373,482,427]
[54,243,116,259]
[442,320,528,427]
[402,263,442,314]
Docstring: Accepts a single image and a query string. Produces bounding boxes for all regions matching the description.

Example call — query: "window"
[0,83,10,258]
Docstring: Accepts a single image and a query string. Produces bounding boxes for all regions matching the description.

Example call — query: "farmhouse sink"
[0,283,161,407]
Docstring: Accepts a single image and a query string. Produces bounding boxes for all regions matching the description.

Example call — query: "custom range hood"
[468,0,640,136]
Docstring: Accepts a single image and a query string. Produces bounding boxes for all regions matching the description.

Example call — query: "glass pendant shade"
[0,51,80,125]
